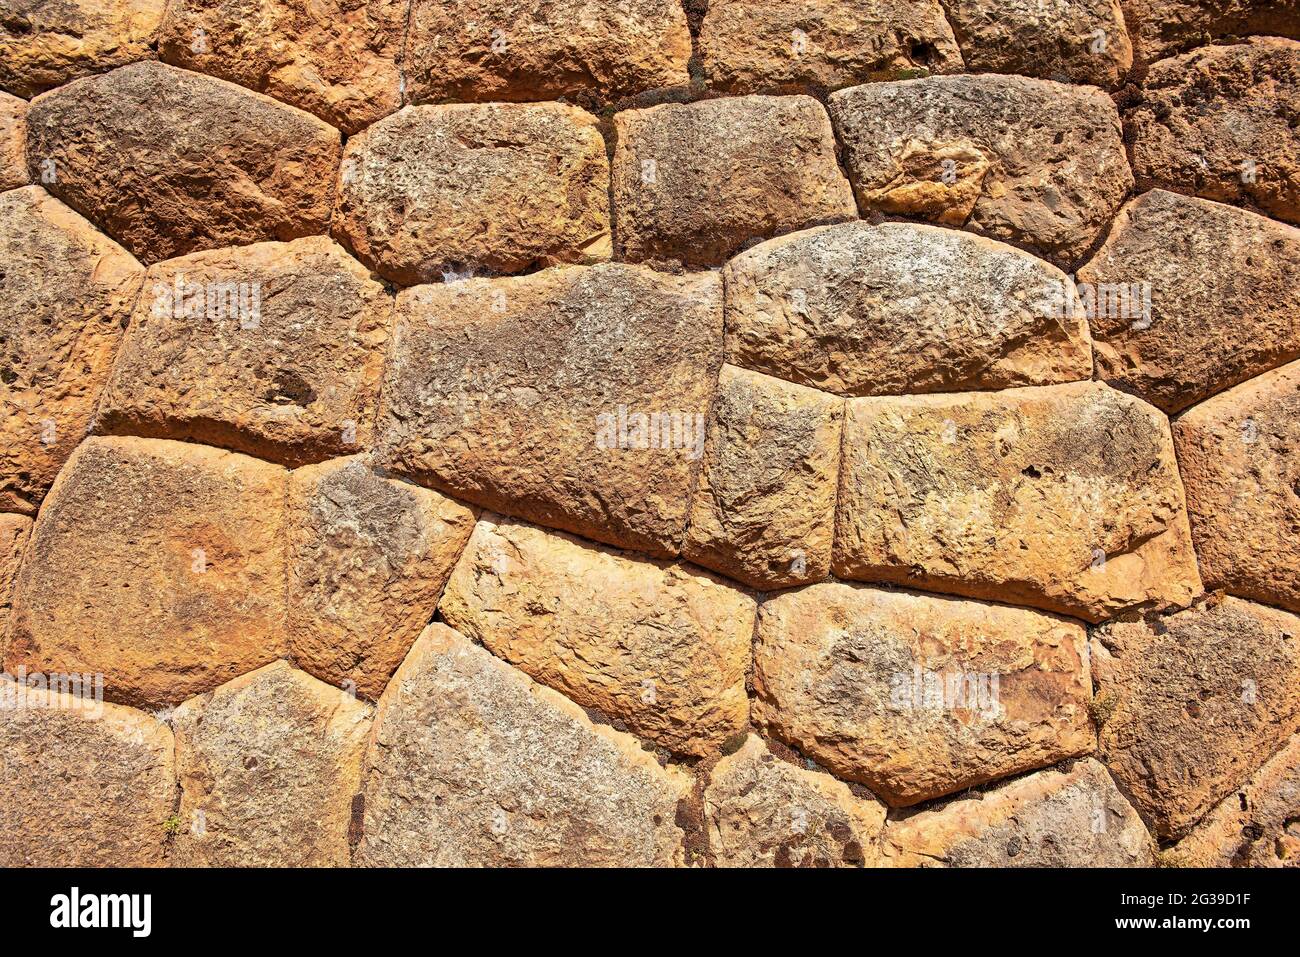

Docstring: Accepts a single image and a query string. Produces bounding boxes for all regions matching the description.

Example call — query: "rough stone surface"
[942,0,1132,87]
[0,90,25,190]
[0,0,165,98]
[883,759,1154,867]
[379,264,721,557]
[1174,360,1300,615]
[723,220,1093,396]
[1122,0,1300,63]
[287,457,477,701]
[171,661,371,867]
[356,623,692,867]
[0,513,30,651]
[96,237,392,468]
[158,0,406,134]
[612,95,857,267]
[683,365,842,590]
[834,381,1203,622]
[829,75,1132,267]
[697,0,963,95]
[405,0,691,104]
[1092,597,1300,839]
[0,683,174,867]
[704,734,887,867]
[753,581,1094,806]
[6,436,288,710]
[332,103,610,286]
[1079,189,1300,414]
[0,187,143,516]
[439,515,753,756]
[26,61,341,264]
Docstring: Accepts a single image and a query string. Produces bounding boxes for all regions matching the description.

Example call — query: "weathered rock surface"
[287,457,477,701]
[0,513,30,651]
[0,0,165,98]
[6,436,288,709]
[356,624,691,867]
[1092,597,1300,839]
[96,237,392,468]
[405,0,691,104]
[26,61,341,264]
[158,0,406,134]
[942,0,1132,87]
[828,75,1132,267]
[612,95,856,267]
[0,683,174,866]
[697,0,962,95]
[723,221,1093,396]
[883,759,1154,866]
[683,365,842,590]
[753,581,1094,806]
[0,91,25,190]
[439,515,753,756]
[1122,0,1300,63]
[1128,38,1300,225]
[704,734,886,867]
[834,381,1203,622]
[171,661,371,867]
[1079,189,1300,414]
[1173,360,1300,615]
[379,264,721,557]
[332,103,610,286]
[0,187,143,516]
[1165,733,1300,867]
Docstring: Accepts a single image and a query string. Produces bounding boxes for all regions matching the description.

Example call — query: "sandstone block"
[0,514,30,651]
[0,187,143,515]
[1078,189,1300,413]
[439,515,753,756]
[834,381,1203,622]
[0,91,25,190]
[612,95,856,267]
[287,457,477,701]
[26,61,341,264]
[1122,0,1300,63]
[828,75,1132,267]
[6,436,288,709]
[753,581,1093,806]
[723,221,1093,396]
[332,103,610,286]
[379,264,721,557]
[96,237,392,468]
[356,624,691,867]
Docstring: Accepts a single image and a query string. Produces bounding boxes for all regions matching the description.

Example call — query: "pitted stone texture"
[332,103,610,286]
[828,75,1132,267]
[834,381,1202,623]
[1173,361,1300,615]
[753,581,1093,807]
[0,187,143,516]
[405,0,691,104]
[1122,0,1300,63]
[288,457,477,701]
[612,95,856,267]
[171,661,371,867]
[882,759,1154,867]
[0,514,29,651]
[0,91,25,190]
[356,624,691,867]
[439,515,753,756]
[704,735,886,867]
[0,0,165,97]
[697,0,962,95]
[0,683,174,867]
[683,365,842,590]
[723,221,1093,397]
[1092,597,1300,839]
[1165,734,1300,867]
[379,265,721,557]
[942,0,1132,88]
[1079,190,1300,414]
[6,437,288,710]
[1129,39,1300,226]
[96,237,391,468]
[26,61,341,264]
[158,0,406,134]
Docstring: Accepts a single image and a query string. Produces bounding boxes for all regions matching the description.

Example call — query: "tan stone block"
[0,513,29,653]
[0,90,26,190]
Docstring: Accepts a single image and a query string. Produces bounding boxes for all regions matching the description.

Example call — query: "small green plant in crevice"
[162,814,183,836]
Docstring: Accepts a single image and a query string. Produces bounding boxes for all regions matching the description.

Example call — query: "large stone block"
[1122,0,1300,63]
[0,514,28,650]
[0,90,25,190]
